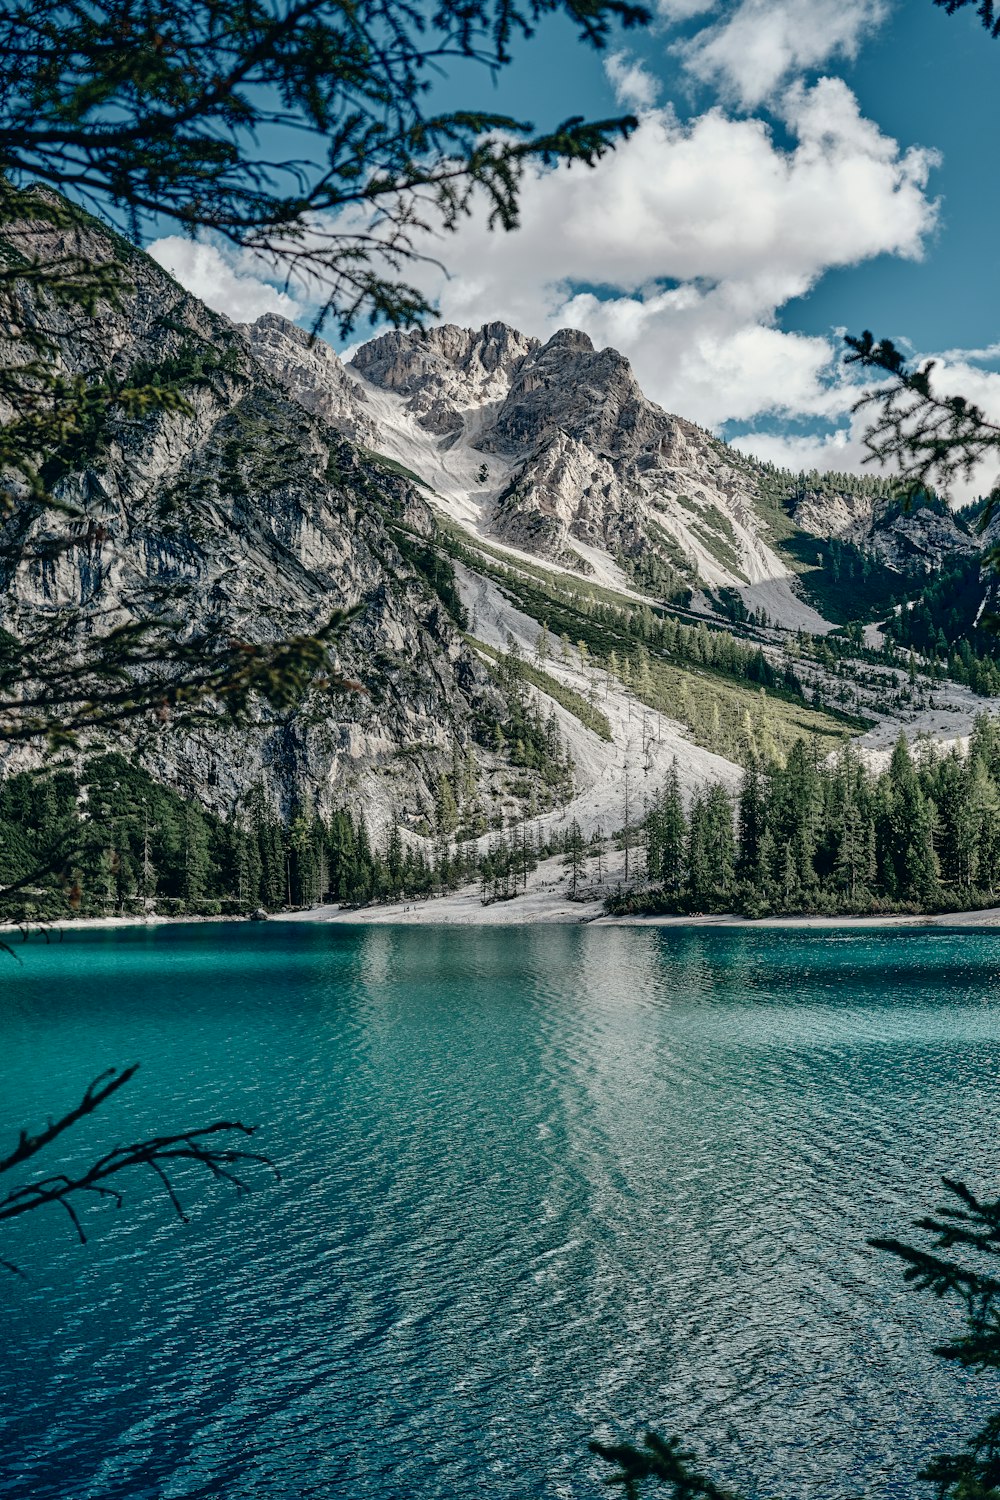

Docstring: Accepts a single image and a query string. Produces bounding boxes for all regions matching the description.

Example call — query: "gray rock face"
[346,320,792,596]
[345,319,984,616]
[351,321,537,402]
[484,329,662,458]
[788,488,882,545]
[351,322,539,441]
[244,313,381,449]
[868,506,979,572]
[790,488,978,572]
[0,215,504,835]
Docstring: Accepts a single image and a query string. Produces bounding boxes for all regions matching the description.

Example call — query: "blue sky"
[508,0,998,349]
[150,0,1000,488]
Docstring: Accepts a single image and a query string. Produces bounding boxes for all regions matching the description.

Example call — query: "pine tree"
[435,774,460,836]
[686,795,712,904]
[736,757,765,886]
[964,756,999,892]
[566,819,586,897]
[656,762,689,888]
[880,736,940,904]
[772,739,823,892]
[181,804,213,906]
[238,822,263,908]
[780,839,800,907]
[704,784,735,895]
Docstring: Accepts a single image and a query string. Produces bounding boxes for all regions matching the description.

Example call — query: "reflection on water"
[1,923,999,1499]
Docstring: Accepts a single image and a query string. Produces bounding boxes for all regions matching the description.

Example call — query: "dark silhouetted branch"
[0,1064,136,1175]
[0,1066,277,1274]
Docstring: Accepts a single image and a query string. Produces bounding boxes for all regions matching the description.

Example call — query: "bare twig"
[0,1064,135,1175]
[0,1066,277,1274]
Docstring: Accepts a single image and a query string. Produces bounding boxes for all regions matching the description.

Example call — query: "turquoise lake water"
[2,922,1000,1499]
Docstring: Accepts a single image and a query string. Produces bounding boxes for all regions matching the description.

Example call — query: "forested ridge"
[0,753,589,923]
[612,718,1000,918]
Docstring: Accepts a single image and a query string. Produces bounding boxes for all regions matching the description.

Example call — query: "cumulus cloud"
[676,0,888,109]
[360,75,939,428]
[656,0,717,20]
[731,350,1000,503]
[605,51,662,110]
[730,419,874,477]
[148,237,303,324]
[149,65,940,461]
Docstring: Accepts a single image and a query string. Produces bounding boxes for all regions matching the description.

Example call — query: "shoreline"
[8,899,1000,933]
[592,907,1000,929]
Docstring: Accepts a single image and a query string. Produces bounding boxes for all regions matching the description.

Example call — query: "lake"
[1,922,999,1499]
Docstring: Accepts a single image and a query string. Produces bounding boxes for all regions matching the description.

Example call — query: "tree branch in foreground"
[590,1433,739,1499]
[0,1065,277,1276]
[845,330,1000,527]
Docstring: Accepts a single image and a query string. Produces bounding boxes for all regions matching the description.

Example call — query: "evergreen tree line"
[756,464,903,501]
[882,554,1000,695]
[535,582,802,698]
[614,717,1000,918]
[481,576,830,768]
[0,753,590,922]
[754,466,948,520]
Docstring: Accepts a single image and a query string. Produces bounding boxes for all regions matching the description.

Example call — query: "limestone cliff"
[0,211,505,837]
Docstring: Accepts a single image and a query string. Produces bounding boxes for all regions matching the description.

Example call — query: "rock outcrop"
[0,212,503,836]
[244,313,381,449]
[789,486,978,572]
[342,320,985,620]
[346,322,829,618]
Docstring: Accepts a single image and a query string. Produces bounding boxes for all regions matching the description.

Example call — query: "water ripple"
[1,925,999,1499]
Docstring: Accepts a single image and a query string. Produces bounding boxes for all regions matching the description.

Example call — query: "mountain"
[0,212,513,838]
[3,209,997,875]
[258,316,980,635]
[778,474,977,573]
[245,313,381,450]
[348,322,831,630]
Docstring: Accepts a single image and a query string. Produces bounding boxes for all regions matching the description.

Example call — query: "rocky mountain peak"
[350,320,537,397]
[544,327,594,354]
[251,307,983,631]
[246,313,380,448]
[486,327,657,459]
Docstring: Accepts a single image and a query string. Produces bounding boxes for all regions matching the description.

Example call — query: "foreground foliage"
[0,1066,275,1277]
[0,0,648,843]
[594,1174,1000,1499]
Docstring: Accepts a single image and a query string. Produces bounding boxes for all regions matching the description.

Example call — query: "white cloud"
[148,237,303,324]
[731,350,1000,503]
[354,76,938,429]
[149,68,940,459]
[556,285,844,424]
[676,0,888,109]
[656,0,717,20]
[730,420,874,477]
[605,52,662,110]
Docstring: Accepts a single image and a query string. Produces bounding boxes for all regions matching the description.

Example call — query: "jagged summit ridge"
[342,318,817,618]
[244,312,380,449]
[247,312,980,636]
[351,320,538,394]
[350,321,539,437]
[482,327,666,459]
